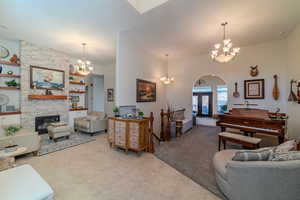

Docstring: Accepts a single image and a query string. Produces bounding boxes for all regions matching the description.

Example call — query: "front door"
[193,92,213,117]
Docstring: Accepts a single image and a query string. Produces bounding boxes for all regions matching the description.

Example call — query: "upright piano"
[216,108,287,144]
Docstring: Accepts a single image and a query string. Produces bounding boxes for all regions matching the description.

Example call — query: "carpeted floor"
[154,125,278,199]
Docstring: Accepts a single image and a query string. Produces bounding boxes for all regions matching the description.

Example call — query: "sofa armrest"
[89,119,107,132]
[227,160,300,200]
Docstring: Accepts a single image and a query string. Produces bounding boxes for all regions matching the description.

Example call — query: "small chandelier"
[211,22,240,63]
[160,54,174,85]
[76,43,93,75]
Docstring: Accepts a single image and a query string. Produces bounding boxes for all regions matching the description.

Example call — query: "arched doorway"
[192,75,228,126]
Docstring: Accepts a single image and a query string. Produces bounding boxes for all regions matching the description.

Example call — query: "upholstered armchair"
[74,112,107,136]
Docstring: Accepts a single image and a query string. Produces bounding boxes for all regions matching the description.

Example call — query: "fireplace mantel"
[28,95,68,100]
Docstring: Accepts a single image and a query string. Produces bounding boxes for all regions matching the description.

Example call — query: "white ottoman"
[47,125,71,142]
[0,164,54,200]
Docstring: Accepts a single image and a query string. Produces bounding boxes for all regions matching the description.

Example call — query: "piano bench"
[218,132,262,151]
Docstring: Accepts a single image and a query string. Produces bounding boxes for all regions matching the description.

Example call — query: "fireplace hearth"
[35,115,60,134]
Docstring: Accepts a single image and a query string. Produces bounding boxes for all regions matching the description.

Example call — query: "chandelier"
[160,54,174,85]
[76,43,93,75]
[211,22,240,63]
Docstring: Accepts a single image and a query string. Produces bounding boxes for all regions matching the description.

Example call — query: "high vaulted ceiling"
[0,0,299,64]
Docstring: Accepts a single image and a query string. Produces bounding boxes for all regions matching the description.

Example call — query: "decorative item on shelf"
[113,106,120,117]
[136,79,156,102]
[272,74,280,100]
[250,65,259,77]
[32,82,37,94]
[5,79,20,88]
[138,111,144,119]
[69,64,76,73]
[244,79,265,99]
[0,65,2,74]
[288,79,297,102]
[45,89,53,95]
[5,105,16,112]
[0,94,9,110]
[107,88,114,102]
[80,80,85,84]
[70,96,79,108]
[74,43,93,75]
[0,45,9,59]
[211,22,240,63]
[233,82,240,98]
[160,54,174,85]
[9,54,20,65]
[7,70,13,75]
[69,76,74,81]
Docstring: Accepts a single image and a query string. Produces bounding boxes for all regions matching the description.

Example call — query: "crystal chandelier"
[211,22,240,63]
[76,43,93,75]
[160,54,174,85]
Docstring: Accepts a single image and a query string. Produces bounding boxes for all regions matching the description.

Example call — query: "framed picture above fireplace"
[30,65,65,90]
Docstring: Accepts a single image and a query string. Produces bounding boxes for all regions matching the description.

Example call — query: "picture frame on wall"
[30,65,65,90]
[136,79,156,102]
[107,88,114,102]
[244,79,265,99]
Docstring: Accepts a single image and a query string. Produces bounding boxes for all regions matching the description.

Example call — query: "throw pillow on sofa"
[274,139,296,153]
[232,149,272,161]
[271,151,300,161]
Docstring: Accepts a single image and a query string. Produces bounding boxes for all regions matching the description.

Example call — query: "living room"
[0,0,300,200]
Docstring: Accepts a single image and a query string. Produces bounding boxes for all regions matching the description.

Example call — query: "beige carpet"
[16,133,219,200]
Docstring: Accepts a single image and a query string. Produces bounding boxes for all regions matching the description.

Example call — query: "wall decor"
[272,75,280,100]
[244,79,265,99]
[9,54,20,65]
[233,82,240,98]
[0,45,9,59]
[136,79,156,102]
[30,66,65,90]
[250,65,259,77]
[288,80,297,102]
[107,88,114,102]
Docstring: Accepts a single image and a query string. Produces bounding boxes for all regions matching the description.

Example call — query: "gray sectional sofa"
[213,149,300,200]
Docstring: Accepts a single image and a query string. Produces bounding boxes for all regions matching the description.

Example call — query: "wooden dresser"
[108,116,154,154]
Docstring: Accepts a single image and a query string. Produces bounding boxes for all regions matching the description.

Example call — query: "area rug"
[38,133,96,156]
[154,125,278,199]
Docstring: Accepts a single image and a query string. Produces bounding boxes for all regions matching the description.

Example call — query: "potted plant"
[4,125,21,137]
[138,111,144,119]
[112,106,120,117]
[5,80,20,88]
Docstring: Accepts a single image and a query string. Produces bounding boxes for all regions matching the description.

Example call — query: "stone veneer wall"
[20,41,75,129]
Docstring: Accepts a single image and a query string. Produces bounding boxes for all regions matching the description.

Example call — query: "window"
[217,85,228,113]
[193,86,212,93]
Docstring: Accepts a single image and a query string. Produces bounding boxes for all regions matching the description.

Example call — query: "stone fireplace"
[35,115,60,134]
[20,41,72,129]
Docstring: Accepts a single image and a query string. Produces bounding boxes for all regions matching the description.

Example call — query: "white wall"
[92,75,104,112]
[168,39,288,120]
[91,62,116,116]
[287,24,300,139]
[116,33,167,134]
